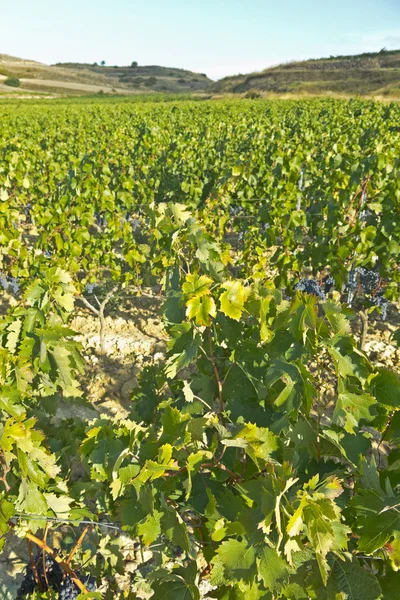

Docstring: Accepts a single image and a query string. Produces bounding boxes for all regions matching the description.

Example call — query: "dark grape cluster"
[229,205,242,217]
[84,282,98,295]
[359,209,372,221]
[346,269,358,306]
[24,202,32,224]
[16,564,36,598]
[16,554,96,599]
[94,212,108,228]
[158,533,184,559]
[293,278,326,300]
[323,275,335,294]
[371,291,389,321]
[0,272,20,295]
[16,554,62,598]
[131,218,141,233]
[356,267,381,293]
[346,267,388,320]
[59,573,97,600]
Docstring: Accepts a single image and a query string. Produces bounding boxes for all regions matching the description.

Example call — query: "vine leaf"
[333,391,376,434]
[210,539,256,585]
[369,369,400,407]
[220,281,249,321]
[257,547,290,592]
[150,577,200,600]
[182,274,212,298]
[327,557,382,600]
[137,510,163,546]
[186,294,216,326]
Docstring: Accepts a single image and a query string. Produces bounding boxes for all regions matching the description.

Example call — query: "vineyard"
[1,97,400,599]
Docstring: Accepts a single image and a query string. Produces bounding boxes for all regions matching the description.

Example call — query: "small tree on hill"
[131,61,138,68]
[4,76,20,88]
[100,60,106,66]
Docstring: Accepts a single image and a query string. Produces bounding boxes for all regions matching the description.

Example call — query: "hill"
[211,49,400,97]
[55,62,211,93]
[0,55,212,96]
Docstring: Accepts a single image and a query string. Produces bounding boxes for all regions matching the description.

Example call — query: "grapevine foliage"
[0,98,399,598]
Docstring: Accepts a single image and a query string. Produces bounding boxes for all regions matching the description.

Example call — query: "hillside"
[55,62,211,93]
[211,49,400,97]
[0,55,212,96]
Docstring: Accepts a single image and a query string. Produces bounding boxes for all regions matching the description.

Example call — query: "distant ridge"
[210,49,400,97]
[2,49,400,98]
[0,54,212,96]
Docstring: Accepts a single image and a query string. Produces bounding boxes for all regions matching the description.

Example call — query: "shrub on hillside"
[244,89,261,99]
[144,77,158,87]
[4,76,20,88]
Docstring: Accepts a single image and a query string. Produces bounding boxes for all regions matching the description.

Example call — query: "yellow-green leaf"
[186,294,216,326]
[220,281,248,321]
[182,273,212,299]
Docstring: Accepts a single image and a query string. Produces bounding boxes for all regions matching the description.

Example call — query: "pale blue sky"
[1,0,400,79]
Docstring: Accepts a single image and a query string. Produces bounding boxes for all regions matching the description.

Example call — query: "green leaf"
[258,547,289,591]
[182,274,212,298]
[380,569,400,599]
[324,300,351,335]
[53,288,75,312]
[328,345,356,378]
[220,281,248,321]
[151,577,200,600]
[50,346,73,387]
[161,505,190,554]
[16,481,47,515]
[354,494,400,554]
[165,325,200,379]
[327,558,381,600]
[211,539,256,585]
[44,493,73,518]
[5,319,22,354]
[370,369,400,407]
[333,391,376,434]
[138,510,162,546]
[186,294,216,326]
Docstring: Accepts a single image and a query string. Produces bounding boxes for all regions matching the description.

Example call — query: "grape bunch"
[371,291,389,321]
[229,205,241,217]
[293,279,326,300]
[346,267,388,320]
[323,275,335,294]
[94,212,107,228]
[346,269,358,306]
[359,209,372,221]
[16,564,36,598]
[24,202,32,224]
[59,573,97,600]
[356,267,380,293]
[16,554,96,599]
[84,282,98,295]
[16,554,62,597]
[131,218,141,233]
[0,272,20,295]
[41,554,63,589]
